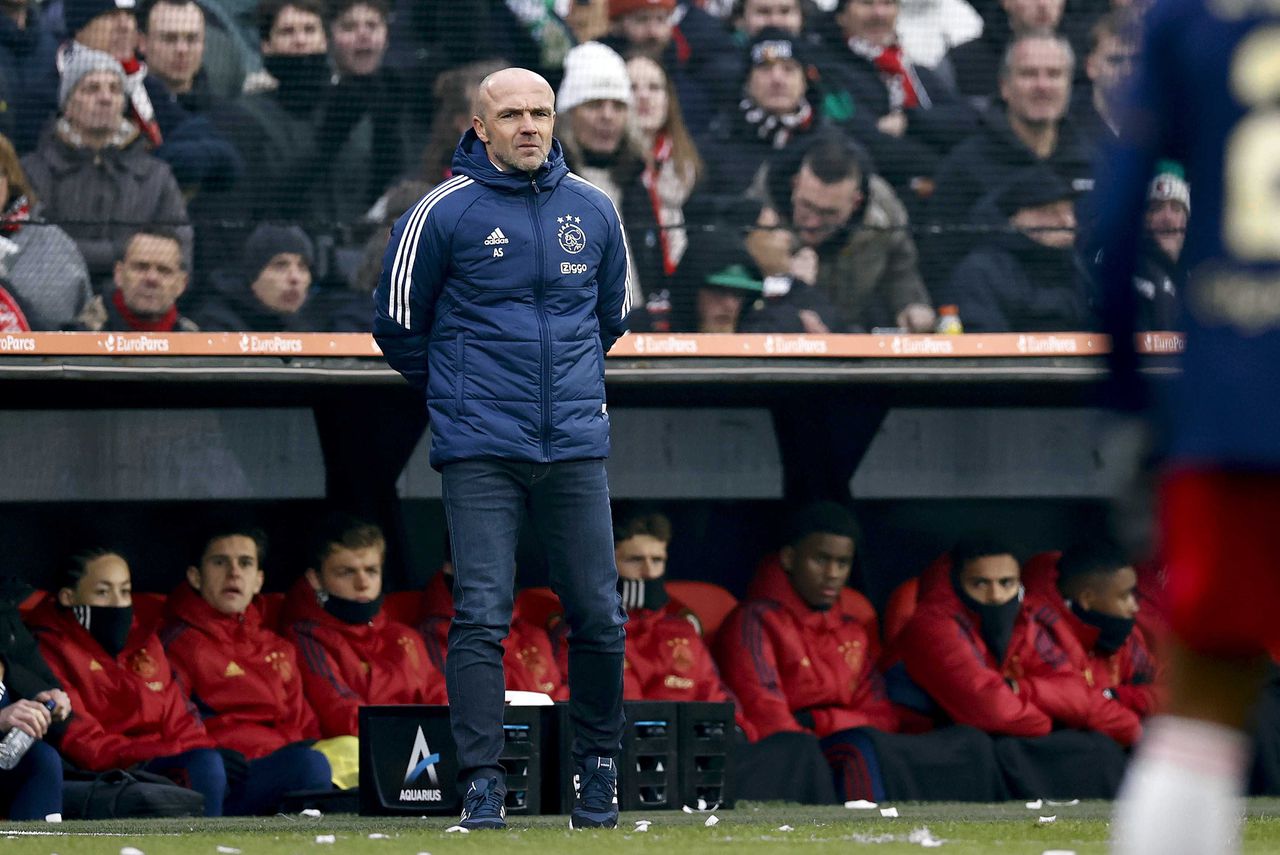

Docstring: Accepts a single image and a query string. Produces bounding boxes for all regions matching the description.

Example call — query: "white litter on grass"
[1025,799,1044,810]
[682,805,693,814]
[634,820,652,832]
[845,799,878,809]
[1038,816,1057,824]
[121,847,144,855]
[314,835,335,844]
[301,809,323,818]
[697,798,708,810]
[1041,850,1077,855]
[909,827,945,848]
[1045,799,1080,807]
[777,825,794,832]
[704,815,719,827]
[444,826,470,834]
[216,847,242,854]
[367,834,391,840]
[44,814,61,823]
[880,807,899,818]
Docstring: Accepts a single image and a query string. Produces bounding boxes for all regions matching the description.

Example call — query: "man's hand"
[798,309,830,334]
[897,302,936,332]
[747,207,796,276]
[34,689,71,722]
[877,111,907,138]
[0,698,52,739]
[788,247,818,286]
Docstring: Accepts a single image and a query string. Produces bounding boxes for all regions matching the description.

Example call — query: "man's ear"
[305,567,323,593]
[56,587,75,607]
[186,566,202,590]
[472,115,488,143]
[1077,587,1097,612]
[779,545,796,574]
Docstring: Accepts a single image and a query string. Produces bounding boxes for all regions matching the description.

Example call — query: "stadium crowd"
[6,501,1279,820]
[0,0,1189,335]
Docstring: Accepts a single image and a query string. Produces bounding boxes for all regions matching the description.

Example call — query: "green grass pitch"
[8,801,1280,855]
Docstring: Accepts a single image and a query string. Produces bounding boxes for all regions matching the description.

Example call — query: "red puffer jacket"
[280,577,446,737]
[25,593,215,770]
[714,560,897,742]
[417,573,568,700]
[159,583,321,759]
[897,556,1142,745]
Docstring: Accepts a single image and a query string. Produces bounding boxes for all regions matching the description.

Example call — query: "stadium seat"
[131,591,168,634]
[259,592,286,633]
[665,580,738,644]
[1020,550,1062,600]
[383,590,422,626]
[514,586,563,631]
[881,577,920,651]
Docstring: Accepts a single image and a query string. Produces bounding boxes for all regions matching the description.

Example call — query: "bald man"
[373,68,634,831]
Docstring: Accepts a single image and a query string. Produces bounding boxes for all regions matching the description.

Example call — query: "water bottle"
[0,699,57,770]
[935,304,964,335]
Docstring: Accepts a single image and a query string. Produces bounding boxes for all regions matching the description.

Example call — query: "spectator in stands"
[824,0,975,203]
[940,0,1064,102]
[1054,541,1161,720]
[602,0,737,135]
[895,537,1137,796]
[24,548,228,815]
[193,223,366,332]
[139,0,208,105]
[0,0,61,154]
[0,576,69,821]
[759,133,934,332]
[159,525,341,812]
[21,47,190,290]
[555,42,660,300]
[281,514,446,739]
[927,31,1091,284]
[701,30,826,206]
[716,503,1006,802]
[1131,162,1186,330]
[418,544,567,700]
[79,227,196,332]
[940,165,1091,332]
[0,134,91,331]
[1070,9,1136,148]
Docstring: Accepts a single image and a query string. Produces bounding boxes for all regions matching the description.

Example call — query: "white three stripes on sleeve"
[566,173,636,320]
[388,175,474,328]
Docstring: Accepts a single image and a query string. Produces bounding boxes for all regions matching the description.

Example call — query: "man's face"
[310,545,384,602]
[628,56,668,137]
[1011,199,1076,248]
[1000,38,1072,126]
[569,99,628,156]
[76,10,138,60]
[791,165,860,248]
[697,286,746,332]
[782,532,854,610]
[60,554,132,608]
[474,69,556,174]
[836,0,899,46]
[746,59,807,116]
[188,535,263,616]
[615,534,668,581]
[114,234,187,318]
[250,252,311,314]
[65,70,126,136]
[142,2,205,91]
[1001,0,1064,33]
[615,7,673,59]
[263,5,326,56]
[330,2,387,77]
[1085,32,1136,98]
[1146,198,1187,261]
[1078,566,1139,620]
[739,0,802,36]
[957,554,1020,606]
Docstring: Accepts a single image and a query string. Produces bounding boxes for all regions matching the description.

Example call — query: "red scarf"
[119,55,163,147]
[644,134,678,277]
[111,288,178,332]
[870,43,921,110]
[0,196,29,235]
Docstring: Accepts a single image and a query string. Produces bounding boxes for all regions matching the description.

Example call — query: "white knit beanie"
[556,42,633,114]
[58,45,126,111]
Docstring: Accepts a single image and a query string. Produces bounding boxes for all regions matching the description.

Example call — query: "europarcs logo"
[399,726,443,802]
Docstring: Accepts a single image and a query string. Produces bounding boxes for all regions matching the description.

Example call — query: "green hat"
[1149,160,1189,212]
[705,263,764,293]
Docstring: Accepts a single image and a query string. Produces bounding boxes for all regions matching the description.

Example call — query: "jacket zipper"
[528,177,552,462]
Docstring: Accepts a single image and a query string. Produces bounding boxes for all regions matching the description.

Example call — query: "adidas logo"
[224,661,246,677]
[484,227,510,246]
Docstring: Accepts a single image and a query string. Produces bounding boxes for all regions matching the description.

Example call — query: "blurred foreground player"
[1091,0,1280,851]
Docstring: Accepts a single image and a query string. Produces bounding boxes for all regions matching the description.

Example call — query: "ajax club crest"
[557,215,586,254]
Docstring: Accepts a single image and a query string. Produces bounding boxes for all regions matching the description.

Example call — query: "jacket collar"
[747,553,846,631]
[451,129,568,194]
[282,575,382,634]
[165,579,263,634]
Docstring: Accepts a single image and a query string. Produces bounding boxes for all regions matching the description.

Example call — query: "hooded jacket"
[25,593,215,770]
[417,572,567,700]
[896,556,1143,744]
[372,130,633,470]
[280,577,445,737]
[714,558,897,742]
[159,582,321,760]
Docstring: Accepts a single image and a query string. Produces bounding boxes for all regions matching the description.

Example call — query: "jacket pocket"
[454,332,466,415]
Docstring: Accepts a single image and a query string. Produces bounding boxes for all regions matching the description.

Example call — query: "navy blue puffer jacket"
[373,131,633,469]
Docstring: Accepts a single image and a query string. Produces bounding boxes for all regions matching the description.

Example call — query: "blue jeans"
[442,458,626,783]
[144,748,226,816]
[226,744,331,816]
